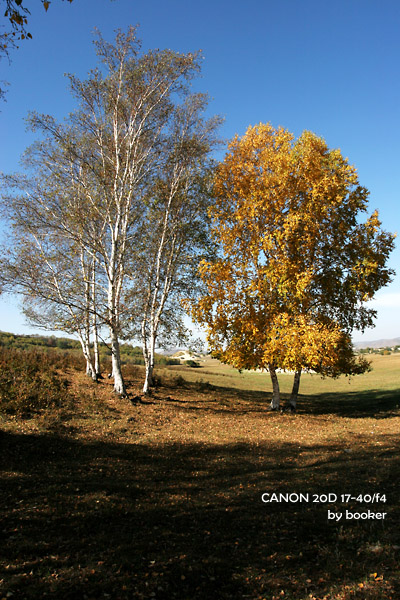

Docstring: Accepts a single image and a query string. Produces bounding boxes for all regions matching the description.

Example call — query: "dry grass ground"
[1,354,399,599]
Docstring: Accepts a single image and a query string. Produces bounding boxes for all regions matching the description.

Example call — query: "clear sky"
[0,0,399,343]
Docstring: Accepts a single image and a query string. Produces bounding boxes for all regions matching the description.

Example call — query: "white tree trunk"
[110,326,126,395]
[93,326,100,377]
[78,335,97,381]
[142,331,156,395]
[106,217,127,396]
[91,260,101,378]
[142,361,152,395]
[269,364,280,410]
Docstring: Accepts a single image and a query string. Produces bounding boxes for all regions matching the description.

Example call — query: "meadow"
[1,349,399,599]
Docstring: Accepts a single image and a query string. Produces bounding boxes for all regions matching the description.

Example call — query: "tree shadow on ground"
[1,428,399,599]
[298,388,400,418]
[156,381,400,420]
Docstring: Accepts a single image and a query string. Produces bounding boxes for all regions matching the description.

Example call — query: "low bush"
[121,363,140,379]
[0,348,74,414]
[172,374,186,388]
[195,377,215,391]
[157,356,181,366]
[184,359,200,368]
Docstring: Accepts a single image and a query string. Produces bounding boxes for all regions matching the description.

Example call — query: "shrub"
[157,356,180,366]
[122,363,140,378]
[172,374,186,388]
[185,359,200,368]
[131,356,145,365]
[0,348,74,414]
[195,378,215,391]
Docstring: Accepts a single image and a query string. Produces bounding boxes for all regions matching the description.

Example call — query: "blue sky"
[0,0,399,343]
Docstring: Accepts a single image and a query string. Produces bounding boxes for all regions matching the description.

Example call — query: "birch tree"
[123,93,221,394]
[0,211,105,380]
[1,27,219,395]
[191,124,395,410]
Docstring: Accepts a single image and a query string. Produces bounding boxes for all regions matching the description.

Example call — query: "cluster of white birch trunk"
[0,27,221,396]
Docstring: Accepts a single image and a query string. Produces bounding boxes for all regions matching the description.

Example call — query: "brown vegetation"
[1,354,399,599]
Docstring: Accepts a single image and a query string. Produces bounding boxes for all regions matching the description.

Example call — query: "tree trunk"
[268,364,280,410]
[78,335,97,381]
[86,359,94,378]
[142,332,156,395]
[289,370,301,412]
[142,360,153,395]
[91,264,101,378]
[110,326,126,396]
[93,322,101,377]
[107,259,126,395]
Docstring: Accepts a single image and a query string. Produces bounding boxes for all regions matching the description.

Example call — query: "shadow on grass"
[1,429,400,599]
[299,388,400,418]
[157,380,400,420]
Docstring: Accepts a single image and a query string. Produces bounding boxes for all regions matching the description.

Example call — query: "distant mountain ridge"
[353,337,400,349]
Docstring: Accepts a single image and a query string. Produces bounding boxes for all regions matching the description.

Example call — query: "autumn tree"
[191,124,395,410]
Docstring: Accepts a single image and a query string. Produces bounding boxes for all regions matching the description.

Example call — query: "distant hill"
[353,337,400,349]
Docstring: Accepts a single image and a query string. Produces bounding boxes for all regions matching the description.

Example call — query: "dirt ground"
[1,364,400,599]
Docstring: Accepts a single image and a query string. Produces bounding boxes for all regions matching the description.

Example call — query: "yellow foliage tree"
[191,124,395,410]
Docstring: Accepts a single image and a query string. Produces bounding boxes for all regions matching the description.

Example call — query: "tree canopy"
[1,27,221,395]
[191,123,395,409]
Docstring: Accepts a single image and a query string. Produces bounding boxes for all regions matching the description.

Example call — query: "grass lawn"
[1,353,399,599]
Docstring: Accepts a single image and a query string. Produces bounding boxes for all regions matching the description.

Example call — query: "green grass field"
[165,352,399,392]
[161,353,400,414]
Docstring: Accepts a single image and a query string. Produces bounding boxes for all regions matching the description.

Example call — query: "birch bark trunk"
[84,305,98,381]
[93,322,100,378]
[107,267,126,395]
[109,325,126,395]
[78,335,96,381]
[140,185,177,395]
[91,263,101,378]
[142,330,156,394]
[268,364,280,410]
